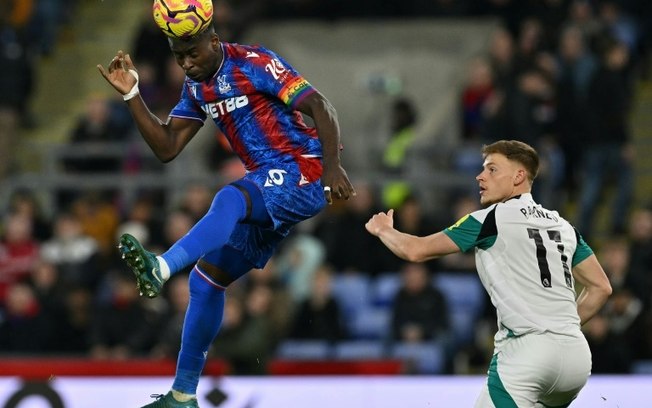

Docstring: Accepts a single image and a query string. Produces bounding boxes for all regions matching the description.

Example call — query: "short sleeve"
[247,48,317,109]
[169,82,207,122]
[572,228,594,267]
[443,214,483,253]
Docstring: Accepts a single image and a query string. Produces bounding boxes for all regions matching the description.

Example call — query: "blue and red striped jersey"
[170,42,322,173]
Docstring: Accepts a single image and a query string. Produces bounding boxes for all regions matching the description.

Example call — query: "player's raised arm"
[296,91,355,204]
[97,51,202,162]
[366,209,461,262]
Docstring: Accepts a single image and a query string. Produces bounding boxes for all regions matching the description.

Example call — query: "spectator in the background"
[388,194,443,273]
[567,0,603,49]
[625,206,652,306]
[461,56,496,142]
[0,281,53,353]
[131,3,171,89]
[150,273,190,359]
[502,67,556,146]
[40,211,101,291]
[177,183,214,224]
[583,312,631,373]
[487,26,516,89]
[554,24,598,198]
[597,1,640,60]
[596,237,630,292]
[116,192,165,252]
[456,56,496,182]
[390,262,449,344]
[513,17,546,74]
[289,264,347,343]
[380,97,418,209]
[155,209,195,268]
[28,0,75,56]
[27,257,92,354]
[28,258,64,313]
[89,270,161,359]
[70,191,120,259]
[210,293,275,375]
[0,0,36,178]
[0,212,40,302]
[275,233,326,303]
[576,38,634,239]
[50,285,92,354]
[314,181,385,275]
[244,262,294,341]
[7,188,52,240]
[605,289,645,359]
[63,93,132,173]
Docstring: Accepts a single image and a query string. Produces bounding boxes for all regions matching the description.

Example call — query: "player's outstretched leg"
[140,392,199,408]
[118,233,164,298]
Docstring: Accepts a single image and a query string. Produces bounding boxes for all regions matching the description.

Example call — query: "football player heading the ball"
[98,4,355,408]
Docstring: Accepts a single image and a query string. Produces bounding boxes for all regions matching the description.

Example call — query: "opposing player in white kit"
[366,140,612,407]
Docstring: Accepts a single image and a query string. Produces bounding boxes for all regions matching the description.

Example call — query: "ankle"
[171,390,196,402]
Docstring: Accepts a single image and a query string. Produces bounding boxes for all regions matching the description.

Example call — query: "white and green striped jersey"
[443,193,593,346]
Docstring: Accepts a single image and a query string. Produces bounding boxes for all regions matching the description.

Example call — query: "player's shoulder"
[224,42,274,61]
[468,203,498,224]
[495,193,573,226]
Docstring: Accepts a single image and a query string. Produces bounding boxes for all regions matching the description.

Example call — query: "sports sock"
[162,185,247,275]
[170,390,195,402]
[157,256,171,280]
[172,268,226,395]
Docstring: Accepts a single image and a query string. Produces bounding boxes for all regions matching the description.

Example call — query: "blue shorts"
[203,162,326,276]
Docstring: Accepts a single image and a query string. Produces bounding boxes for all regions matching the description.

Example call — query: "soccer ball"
[152,0,214,39]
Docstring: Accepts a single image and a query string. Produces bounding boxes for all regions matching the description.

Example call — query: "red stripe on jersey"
[248,96,322,184]
[201,81,217,102]
[219,105,257,172]
[296,155,323,184]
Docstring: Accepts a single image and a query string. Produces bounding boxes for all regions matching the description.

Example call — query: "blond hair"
[482,140,539,182]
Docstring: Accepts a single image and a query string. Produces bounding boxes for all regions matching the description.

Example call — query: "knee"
[197,259,235,287]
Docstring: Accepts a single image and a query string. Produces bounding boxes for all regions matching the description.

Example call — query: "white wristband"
[123,69,140,101]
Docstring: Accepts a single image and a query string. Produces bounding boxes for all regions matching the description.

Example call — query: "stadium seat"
[331,273,371,320]
[333,340,386,360]
[433,272,485,345]
[275,340,332,360]
[389,341,446,374]
[349,307,392,340]
[632,360,652,374]
[370,272,401,307]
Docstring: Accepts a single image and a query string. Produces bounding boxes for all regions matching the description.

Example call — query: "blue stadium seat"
[370,272,401,307]
[331,273,371,320]
[275,340,332,360]
[333,340,386,360]
[433,272,485,345]
[349,306,391,340]
[632,360,652,374]
[389,341,446,374]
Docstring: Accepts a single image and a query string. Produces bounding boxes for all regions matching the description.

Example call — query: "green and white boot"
[118,233,164,298]
[140,392,199,408]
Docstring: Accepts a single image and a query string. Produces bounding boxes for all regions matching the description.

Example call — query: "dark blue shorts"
[202,163,326,277]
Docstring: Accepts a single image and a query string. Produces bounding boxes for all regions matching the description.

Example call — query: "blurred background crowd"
[0,0,651,376]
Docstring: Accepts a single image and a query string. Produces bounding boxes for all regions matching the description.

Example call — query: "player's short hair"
[482,140,539,182]
[168,24,216,46]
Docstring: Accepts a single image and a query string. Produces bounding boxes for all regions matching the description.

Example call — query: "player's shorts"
[222,161,326,270]
[474,332,591,408]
